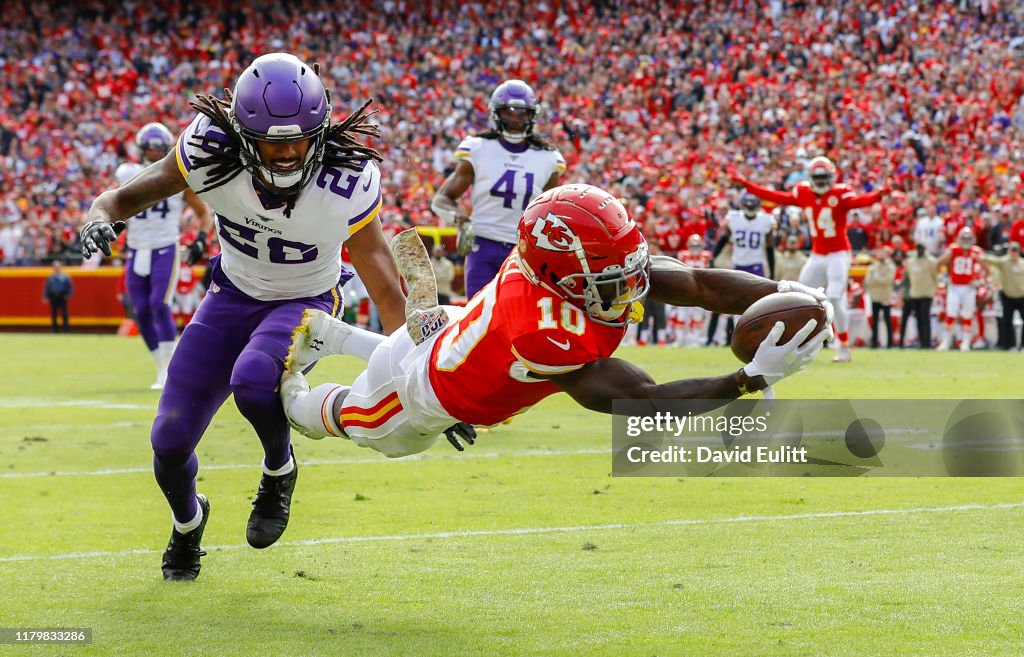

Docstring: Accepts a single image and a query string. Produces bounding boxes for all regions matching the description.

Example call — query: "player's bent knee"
[230,348,282,395]
[151,413,202,457]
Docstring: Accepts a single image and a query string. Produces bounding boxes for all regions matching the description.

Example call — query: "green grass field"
[1,334,1022,656]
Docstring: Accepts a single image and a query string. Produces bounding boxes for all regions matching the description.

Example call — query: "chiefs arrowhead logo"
[530,212,579,252]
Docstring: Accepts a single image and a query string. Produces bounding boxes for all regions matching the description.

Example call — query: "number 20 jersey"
[722,210,775,267]
[175,113,383,301]
[428,255,624,426]
[115,162,185,250]
[454,136,565,244]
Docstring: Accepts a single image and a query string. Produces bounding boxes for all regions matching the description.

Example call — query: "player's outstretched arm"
[547,320,827,416]
[843,188,886,209]
[733,177,798,206]
[646,255,778,315]
[82,152,188,257]
[347,217,407,335]
[547,357,752,415]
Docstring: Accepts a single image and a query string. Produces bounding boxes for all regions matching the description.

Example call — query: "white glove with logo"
[743,320,830,386]
[777,280,835,329]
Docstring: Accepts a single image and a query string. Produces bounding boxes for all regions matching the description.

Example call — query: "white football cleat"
[284,309,350,373]
[936,334,952,352]
[960,339,971,353]
[832,346,852,363]
[279,371,327,440]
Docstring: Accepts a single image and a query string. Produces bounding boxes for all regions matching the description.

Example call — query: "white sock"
[173,500,203,534]
[829,296,849,334]
[263,455,295,477]
[285,383,348,438]
[336,323,385,362]
[157,340,175,360]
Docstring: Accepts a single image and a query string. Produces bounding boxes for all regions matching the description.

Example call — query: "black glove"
[80,220,126,258]
[185,230,208,265]
[443,422,477,452]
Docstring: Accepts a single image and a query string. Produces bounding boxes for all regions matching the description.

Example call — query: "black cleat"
[161,493,210,582]
[246,454,298,549]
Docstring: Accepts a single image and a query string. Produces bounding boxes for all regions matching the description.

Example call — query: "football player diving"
[279,184,833,460]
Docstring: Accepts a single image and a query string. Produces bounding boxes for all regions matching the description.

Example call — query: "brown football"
[731,292,829,363]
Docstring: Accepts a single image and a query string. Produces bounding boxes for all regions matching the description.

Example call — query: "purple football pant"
[151,258,346,523]
[126,245,179,351]
[735,263,766,278]
[464,237,515,298]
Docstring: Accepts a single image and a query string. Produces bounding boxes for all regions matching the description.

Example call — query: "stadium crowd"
[2,1,1023,300]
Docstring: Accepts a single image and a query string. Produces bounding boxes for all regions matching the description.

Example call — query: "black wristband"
[735,368,768,395]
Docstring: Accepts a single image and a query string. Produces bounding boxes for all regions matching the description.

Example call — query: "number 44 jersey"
[427,255,624,426]
[115,162,186,250]
[175,114,382,301]
[455,136,565,244]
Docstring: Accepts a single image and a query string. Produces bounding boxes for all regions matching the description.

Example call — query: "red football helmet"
[517,184,650,326]
[807,156,837,195]
[687,233,704,253]
[957,227,975,247]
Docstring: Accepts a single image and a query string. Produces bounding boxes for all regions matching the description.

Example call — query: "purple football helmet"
[136,122,174,163]
[741,193,761,219]
[229,53,330,193]
[488,79,539,144]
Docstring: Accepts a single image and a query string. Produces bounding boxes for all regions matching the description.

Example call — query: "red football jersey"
[678,250,711,269]
[428,256,625,426]
[176,265,199,295]
[742,180,883,255]
[947,244,983,285]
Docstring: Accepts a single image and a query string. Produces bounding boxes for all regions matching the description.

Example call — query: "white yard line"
[1,501,1020,563]
[0,399,154,410]
[0,448,608,479]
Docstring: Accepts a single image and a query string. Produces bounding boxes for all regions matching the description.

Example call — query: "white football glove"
[743,320,830,386]
[777,280,835,329]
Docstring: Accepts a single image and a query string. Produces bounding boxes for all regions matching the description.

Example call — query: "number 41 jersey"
[175,113,383,301]
[115,162,185,250]
[428,255,624,426]
[455,136,565,244]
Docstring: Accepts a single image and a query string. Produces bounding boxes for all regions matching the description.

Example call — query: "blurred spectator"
[983,242,1024,350]
[899,244,939,349]
[3,0,1024,268]
[912,205,945,257]
[774,235,808,282]
[43,260,72,333]
[865,248,897,348]
[431,243,456,305]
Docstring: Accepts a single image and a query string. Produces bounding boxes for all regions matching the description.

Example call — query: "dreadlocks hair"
[186,65,383,218]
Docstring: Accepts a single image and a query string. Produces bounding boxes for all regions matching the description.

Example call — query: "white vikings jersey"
[116,162,186,250]
[724,210,775,267]
[454,136,565,244]
[175,114,382,301]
